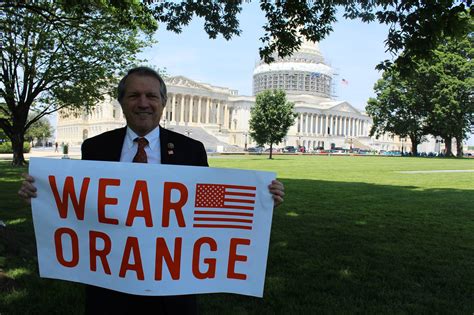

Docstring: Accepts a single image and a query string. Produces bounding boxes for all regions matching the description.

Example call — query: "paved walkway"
[397,170,474,174]
[0,147,82,161]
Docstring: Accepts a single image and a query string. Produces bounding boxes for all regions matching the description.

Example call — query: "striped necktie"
[133,137,148,163]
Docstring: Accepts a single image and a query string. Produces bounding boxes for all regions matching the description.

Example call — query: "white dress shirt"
[120,126,161,164]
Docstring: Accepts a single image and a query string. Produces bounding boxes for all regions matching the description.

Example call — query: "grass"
[1,156,473,314]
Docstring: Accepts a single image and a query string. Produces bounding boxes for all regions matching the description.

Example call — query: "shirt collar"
[125,125,161,151]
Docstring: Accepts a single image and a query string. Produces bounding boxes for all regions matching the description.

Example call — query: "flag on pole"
[341,78,349,85]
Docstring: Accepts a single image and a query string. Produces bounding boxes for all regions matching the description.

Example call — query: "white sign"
[29,158,276,297]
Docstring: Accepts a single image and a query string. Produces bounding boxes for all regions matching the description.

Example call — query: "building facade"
[57,40,404,152]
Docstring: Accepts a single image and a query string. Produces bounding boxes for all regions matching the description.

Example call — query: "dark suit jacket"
[81,126,208,167]
[81,126,207,315]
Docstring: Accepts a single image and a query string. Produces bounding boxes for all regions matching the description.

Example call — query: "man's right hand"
[18,173,37,204]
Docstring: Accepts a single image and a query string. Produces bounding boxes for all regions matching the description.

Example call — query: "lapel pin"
[167,143,174,155]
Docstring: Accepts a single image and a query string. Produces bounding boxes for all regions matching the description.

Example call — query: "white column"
[315,114,319,135]
[301,114,305,134]
[318,115,321,135]
[188,96,194,123]
[329,115,334,135]
[305,114,309,134]
[347,117,350,136]
[309,114,314,135]
[307,114,310,134]
[299,114,304,133]
[304,114,308,134]
[180,95,185,123]
[216,101,221,125]
[315,115,319,135]
[325,115,329,135]
[224,103,229,129]
[197,97,202,124]
[205,98,210,124]
[312,114,316,134]
[171,94,176,123]
[343,117,346,136]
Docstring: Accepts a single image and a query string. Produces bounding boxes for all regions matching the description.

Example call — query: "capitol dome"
[252,39,333,98]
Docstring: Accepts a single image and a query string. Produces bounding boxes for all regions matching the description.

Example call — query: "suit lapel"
[160,126,173,164]
[109,127,126,162]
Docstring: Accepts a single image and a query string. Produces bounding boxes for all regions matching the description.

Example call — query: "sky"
[138,3,472,145]
[140,4,391,110]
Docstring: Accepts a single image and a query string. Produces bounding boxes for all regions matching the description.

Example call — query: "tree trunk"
[444,137,453,157]
[409,134,418,156]
[269,143,273,159]
[455,137,463,157]
[11,132,26,166]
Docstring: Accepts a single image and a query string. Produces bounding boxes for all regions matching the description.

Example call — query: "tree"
[0,1,156,165]
[147,1,472,69]
[366,69,430,155]
[249,90,297,159]
[422,34,474,157]
[367,23,473,157]
[3,1,470,68]
[25,115,53,145]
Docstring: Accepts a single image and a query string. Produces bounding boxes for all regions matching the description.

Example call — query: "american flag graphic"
[193,183,256,230]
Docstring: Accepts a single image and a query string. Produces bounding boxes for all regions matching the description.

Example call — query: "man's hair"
[117,66,168,106]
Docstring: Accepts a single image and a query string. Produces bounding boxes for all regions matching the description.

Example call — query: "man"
[19,66,285,314]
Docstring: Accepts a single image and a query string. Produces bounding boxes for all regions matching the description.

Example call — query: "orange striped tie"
[133,137,148,163]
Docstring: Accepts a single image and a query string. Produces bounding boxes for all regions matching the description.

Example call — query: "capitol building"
[57,40,402,152]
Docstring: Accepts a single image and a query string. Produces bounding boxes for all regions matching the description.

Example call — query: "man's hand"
[269,179,284,208]
[18,173,37,204]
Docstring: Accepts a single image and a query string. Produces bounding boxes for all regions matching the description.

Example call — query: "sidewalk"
[0,147,82,161]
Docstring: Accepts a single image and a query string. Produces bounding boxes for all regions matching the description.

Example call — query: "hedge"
[0,142,31,154]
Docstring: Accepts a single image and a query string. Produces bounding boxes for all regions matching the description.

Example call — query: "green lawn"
[1,156,473,314]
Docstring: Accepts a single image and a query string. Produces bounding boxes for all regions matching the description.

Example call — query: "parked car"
[330,148,347,154]
[383,150,401,156]
[297,145,306,153]
[247,146,264,153]
[282,146,297,153]
[265,147,279,153]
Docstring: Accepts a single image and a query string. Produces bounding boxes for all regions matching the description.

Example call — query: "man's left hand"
[269,179,284,208]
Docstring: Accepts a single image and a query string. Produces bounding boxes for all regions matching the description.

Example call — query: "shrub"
[0,142,31,154]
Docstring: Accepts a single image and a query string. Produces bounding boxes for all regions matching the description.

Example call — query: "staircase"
[166,125,242,152]
[345,137,372,150]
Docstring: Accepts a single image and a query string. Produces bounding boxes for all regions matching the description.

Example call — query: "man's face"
[120,73,165,136]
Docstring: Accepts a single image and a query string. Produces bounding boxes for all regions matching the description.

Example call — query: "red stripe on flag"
[193,224,252,230]
[222,205,254,210]
[194,217,253,223]
[194,210,254,217]
[224,198,255,204]
[223,185,256,190]
[225,192,256,197]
